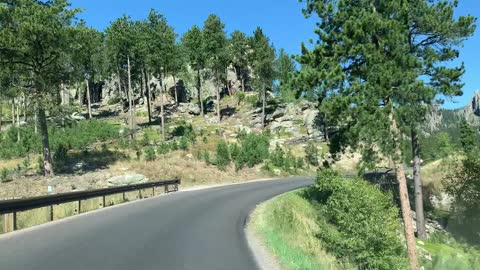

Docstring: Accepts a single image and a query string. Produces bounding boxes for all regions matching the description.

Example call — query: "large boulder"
[107,174,148,187]
[177,102,201,115]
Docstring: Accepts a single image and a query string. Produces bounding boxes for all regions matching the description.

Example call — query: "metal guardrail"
[0,179,180,231]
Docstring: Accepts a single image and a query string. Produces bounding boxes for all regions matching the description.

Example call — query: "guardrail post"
[102,196,106,208]
[175,183,179,192]
[13,211,17,231]
[152,187,155,196]
[49,205,54,222]
[123,192,126,202]
[3,213,13,233]
[139,189,142,199]
[78,200,81,214]
[164,185,169,194]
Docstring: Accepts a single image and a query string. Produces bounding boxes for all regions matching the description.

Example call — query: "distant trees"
[275,48,296,102]
[230,31,250,92]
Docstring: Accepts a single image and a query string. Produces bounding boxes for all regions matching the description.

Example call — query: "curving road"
[0,177,312,270]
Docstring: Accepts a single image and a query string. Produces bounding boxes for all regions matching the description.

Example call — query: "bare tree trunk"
[34,107,37,135]
[16,98,20,142]
[159,74,166,142]
[23,93,27,122]
[197,69,204,117]
[11,99,15,125]
[127,55,134,140]
[143,69,152,124]
[173,74,178,105]
[0,97,2,131]
[389,111,418,270]
[411,128,426,240]
[261,85,266,129]
[117,68,122,97]
[86,79,92,120]
[38,108,54,176]
[241,78,245,93]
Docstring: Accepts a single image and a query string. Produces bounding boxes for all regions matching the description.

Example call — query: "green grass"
[420,233,480,270]
[250,190,347,270]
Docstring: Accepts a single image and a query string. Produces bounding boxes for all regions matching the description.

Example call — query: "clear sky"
[70,0,479,109]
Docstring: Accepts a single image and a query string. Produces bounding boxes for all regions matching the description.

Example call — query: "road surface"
[0,177,312,270]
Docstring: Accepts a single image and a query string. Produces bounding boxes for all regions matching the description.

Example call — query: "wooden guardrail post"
[49,205,54,222]
[13,211,17,231]
[3,213,13,233]
[164,185,169,194]
[78,200,81,214]
[152,187,155,196]
[102,196,106,208]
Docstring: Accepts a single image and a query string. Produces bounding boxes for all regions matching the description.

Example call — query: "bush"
[234,133,270,169]
[0,168,11,183]
[215,141,231,171]
[179,137,189,150]
[203,150,211,165]
[144,146,156,161]
[270,144,286,168]
[313,169,407,269]
[157,143,170,155]
[305,141,319,166]
[172,121,196,143]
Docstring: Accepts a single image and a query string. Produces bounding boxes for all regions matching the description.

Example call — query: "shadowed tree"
[275,48,296,102]
[298,0,476,267]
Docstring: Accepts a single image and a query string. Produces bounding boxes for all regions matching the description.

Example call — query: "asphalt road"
[0,177,312,270]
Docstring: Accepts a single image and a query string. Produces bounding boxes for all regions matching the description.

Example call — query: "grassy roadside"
[249,190,346,270]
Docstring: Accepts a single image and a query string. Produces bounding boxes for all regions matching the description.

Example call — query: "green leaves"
[249,27,276,93]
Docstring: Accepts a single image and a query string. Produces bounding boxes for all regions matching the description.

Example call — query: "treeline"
[0,0,296,176]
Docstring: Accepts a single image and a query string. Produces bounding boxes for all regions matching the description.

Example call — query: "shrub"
[157,143,170,155]
[313,169,407,269]
[172,121,196,143]
[237,92,246,105]
[215,141,231,171]
[235,133,270,169]
[203,150,211,165]
[305,141,319,166]
[179,137,189,150]
[270,144,286,168]
[229,143,240,161]
[144,146,156,161]
[194,149,203,160]
[0,168,10,183]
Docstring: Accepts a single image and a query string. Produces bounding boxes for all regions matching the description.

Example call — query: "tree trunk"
[117,68,122,96]
[197,68,204,117]
[389,111,418,270]
[173,74,178,105]
[11,99,15,125]
[127,55,134,140]
[0,97,2,131]
[34,107,38,135]
[241,78,245,93]
[217,86,221,122]
[23,93,27,122]
[411,128,426,240]
[38,108,54,176]
[262,85,266,129]
[143,69,152,124]
[159,74,166,142]
[86,79,92,120]
[16,98,20,142]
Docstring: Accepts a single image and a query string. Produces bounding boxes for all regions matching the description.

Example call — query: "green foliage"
[214,141,231,171]
[249,27,276,103]
[203,150,211,165]
[459,119,478,153]
[234,133,270,169]
[172,121,196,143]
[305,141,319,167]
[157,143,171,155]
[270,144,286,168]
[179,137,189,151]
[0,120,119,160]
[313,169,408,269]
[275,48,297,102]
[144,146,156,161]
[443,153,480,245]
[0,168,11,183]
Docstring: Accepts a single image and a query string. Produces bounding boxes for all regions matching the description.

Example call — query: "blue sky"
[70,0,479,109]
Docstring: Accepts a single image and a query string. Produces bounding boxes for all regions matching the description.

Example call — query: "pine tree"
[298,0,476,268]
[182,25,206,117]
[202,14,228,122]
[230,30,250,92]
[249,27,276,128]
[275,48,296,102]
[0,0,80,176]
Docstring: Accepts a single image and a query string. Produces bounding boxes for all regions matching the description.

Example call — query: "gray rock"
[177,102,201,115]
[71,112,86,120]
[303,109,318,126]
[107,174,148,187]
